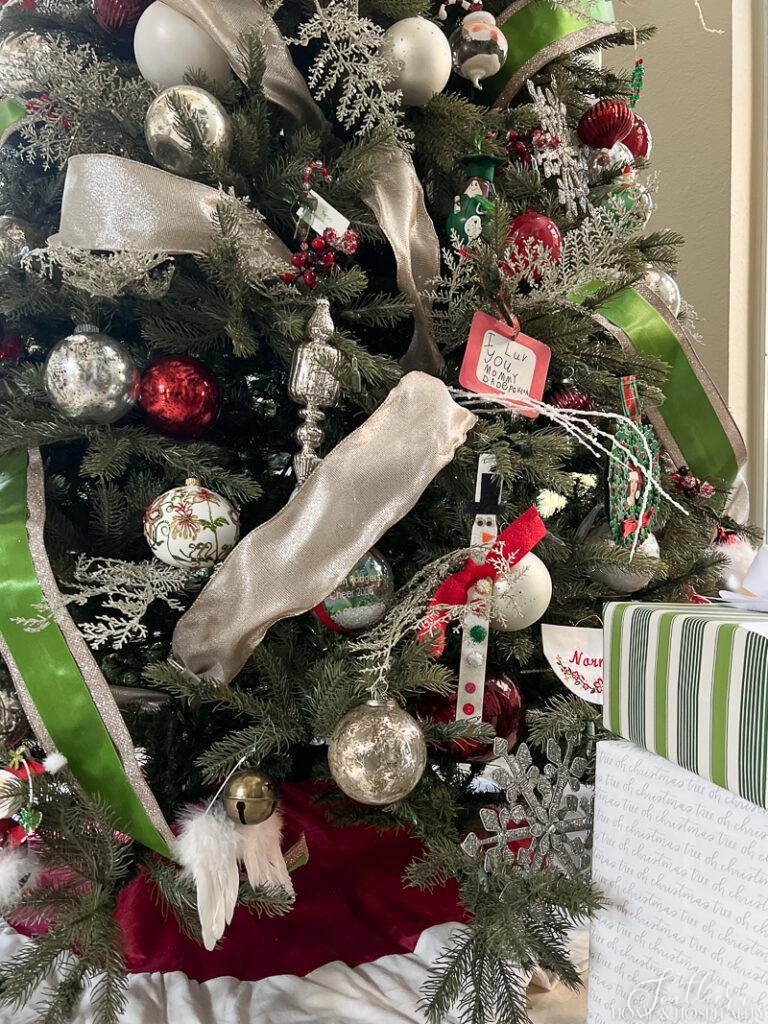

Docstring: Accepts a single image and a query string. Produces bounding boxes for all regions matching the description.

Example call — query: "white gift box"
[587,740,768,1023]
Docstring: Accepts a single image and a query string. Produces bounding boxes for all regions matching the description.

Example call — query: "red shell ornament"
[93,0,152,32]
[503,209,562,281]
[138,355,222,439]
[577,99,635,150]
[420,668,523,763]
[622,113,653,159]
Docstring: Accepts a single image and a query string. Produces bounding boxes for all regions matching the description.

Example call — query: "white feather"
[237,810,294,896]
[0,846,39,911]
[174,804,240,951]
[43,752,68,774]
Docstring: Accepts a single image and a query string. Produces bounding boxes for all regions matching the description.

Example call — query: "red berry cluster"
[506,128,561,166]
[25,93,72,131]
[672,466,715,499]
[302,160,329,193]
[281,227,359,289]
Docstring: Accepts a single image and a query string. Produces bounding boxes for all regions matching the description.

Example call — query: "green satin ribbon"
[0,450,173,858]
[0,98,26,139]
[484,0,616,106]
[592,287,740,486]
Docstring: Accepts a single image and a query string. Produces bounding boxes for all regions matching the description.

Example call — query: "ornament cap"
[73,323,99,336]
[364,698,397,709]
[185,477,200,487]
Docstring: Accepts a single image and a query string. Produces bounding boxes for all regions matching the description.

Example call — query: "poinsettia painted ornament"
[143,477,239,569]
[93,0,152,33]
[502,209,562,280]
[446,152,506,246]
[138,355,221,439]
[577,99,634,150]
[421,666,522,762]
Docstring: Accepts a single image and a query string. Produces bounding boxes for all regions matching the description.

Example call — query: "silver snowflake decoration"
[527,80,590,220]
[461,736,593,878]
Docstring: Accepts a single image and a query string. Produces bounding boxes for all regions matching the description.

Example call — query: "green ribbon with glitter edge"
[0,449,173,858]
[582,284,741,486]
[0,98,26,140]
[483,0,616,105]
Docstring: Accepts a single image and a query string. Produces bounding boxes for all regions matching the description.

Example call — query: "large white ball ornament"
[489,552,553,632]
[134,2,232,90]
[585,522,660,594]
[381,17,452,107]
[713,534,755,593]
[643,268,682,317]
[328,700,427,805]
[143,477,239,569]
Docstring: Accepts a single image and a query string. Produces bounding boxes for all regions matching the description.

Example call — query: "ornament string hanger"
[448,388,688,557]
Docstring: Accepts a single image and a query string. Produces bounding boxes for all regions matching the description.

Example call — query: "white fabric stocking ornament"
[175,804,293,950]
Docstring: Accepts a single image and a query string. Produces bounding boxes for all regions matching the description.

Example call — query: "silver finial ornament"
[289,299,341,486]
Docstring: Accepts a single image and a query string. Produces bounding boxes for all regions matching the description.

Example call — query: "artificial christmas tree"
[0,1,754,1022]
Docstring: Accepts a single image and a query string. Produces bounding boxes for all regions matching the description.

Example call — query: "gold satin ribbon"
[48,154,290,261]
[163,0,444,374]
[173,373,476,682]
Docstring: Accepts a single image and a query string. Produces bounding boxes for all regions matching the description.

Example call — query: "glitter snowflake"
[527,80,590,220]
[461,736,593,877]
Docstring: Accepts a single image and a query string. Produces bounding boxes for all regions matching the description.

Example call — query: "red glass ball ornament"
[503,209,562,281]
[577,99,635,150]
[421,667,523,763]
[547,382,595,412]
[93,0,152,33]
[0,335,23,361]
[138,355,221,439]
[622,113,652,159]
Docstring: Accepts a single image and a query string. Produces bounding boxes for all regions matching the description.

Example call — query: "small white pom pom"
[43,752,68,775]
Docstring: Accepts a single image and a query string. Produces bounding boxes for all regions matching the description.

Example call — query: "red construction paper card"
[459,312,551,417]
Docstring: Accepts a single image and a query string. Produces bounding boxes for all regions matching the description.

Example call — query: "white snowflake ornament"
[144,478,239,570]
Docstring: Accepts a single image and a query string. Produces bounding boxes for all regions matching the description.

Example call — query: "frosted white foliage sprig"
[526,79,590,220]
[25,246,175,300]
[0,34,154,169]
[63,557,204,650]
[291,0,412,148]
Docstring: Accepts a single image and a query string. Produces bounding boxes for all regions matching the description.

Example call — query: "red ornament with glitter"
[502,209,562,280]
[547,381,595,412]
[138,355,221,439]
[420,667,523,762]
[93,0,153,33]
[577,99,635,150]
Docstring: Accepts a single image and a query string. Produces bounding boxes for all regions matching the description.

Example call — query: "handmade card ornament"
[459,312,551,416]
[173,373,477,683]
[541,624,603,704]
[446,152,506,246]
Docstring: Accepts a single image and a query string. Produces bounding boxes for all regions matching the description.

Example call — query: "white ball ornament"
[713,534,755,593]
[143,477,239,569]
[585,522,660,595]
[381,17,452,107]
[489,552,553,632]
[643,268,682,317]
[134,2,232,90]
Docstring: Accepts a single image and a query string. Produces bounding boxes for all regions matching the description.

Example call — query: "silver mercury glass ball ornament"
[0,215,34,258]
[585,522,660,595]
[643,268,682,317]
[328,699,427,805]
[144,85,233,177]
[586,141,635,179]
[44,324,140,424]
[0,32,52,95]
[449,11,508,90]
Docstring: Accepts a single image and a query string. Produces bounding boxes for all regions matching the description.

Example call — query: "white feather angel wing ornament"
[175,803,295,949]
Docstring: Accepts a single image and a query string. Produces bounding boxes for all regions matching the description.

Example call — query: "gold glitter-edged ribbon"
[173,373,477,683]
[0,449,175,857]
[48,153,290,261]
[163,0,444,375]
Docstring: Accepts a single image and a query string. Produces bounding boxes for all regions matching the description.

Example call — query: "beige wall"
[608,0,733,397]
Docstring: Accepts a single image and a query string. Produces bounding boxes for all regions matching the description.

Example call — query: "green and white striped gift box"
[604,602,768,809]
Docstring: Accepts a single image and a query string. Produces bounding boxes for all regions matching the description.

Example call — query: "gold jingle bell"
[223,769,278,826]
